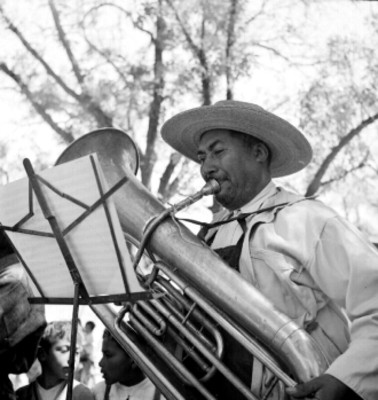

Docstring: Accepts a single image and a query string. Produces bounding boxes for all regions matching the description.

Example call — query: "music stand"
[0,154,152,400]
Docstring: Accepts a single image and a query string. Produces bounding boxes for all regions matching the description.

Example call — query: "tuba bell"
[56,128,329,400]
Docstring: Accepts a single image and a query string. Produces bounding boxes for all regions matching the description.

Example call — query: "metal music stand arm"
[23,158,89,400]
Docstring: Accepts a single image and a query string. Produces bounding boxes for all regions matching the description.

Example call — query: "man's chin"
[215,194,230,210]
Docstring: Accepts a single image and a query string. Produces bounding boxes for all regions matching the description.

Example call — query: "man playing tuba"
[161,100,378,400]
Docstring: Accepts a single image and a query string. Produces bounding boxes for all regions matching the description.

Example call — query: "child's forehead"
[45,331,82,346]
[103,336,118,347]
[51,337,71,347]
[102,336,123,352]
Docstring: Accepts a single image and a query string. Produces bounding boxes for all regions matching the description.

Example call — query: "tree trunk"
[140,0,166,188]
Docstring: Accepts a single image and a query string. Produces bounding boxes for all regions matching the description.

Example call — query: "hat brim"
[161,102,312,177]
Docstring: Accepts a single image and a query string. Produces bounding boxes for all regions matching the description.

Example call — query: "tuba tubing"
[56,129,329,385]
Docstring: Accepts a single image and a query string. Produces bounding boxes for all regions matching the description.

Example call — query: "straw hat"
[161,100,312,177]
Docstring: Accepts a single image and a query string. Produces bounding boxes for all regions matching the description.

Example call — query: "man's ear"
[253,142,270,163]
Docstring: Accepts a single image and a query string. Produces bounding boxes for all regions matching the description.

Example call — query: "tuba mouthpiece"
[201,179,220,196]
[167,179,220,214]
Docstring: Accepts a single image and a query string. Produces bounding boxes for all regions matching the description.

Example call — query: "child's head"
[84,320,96,334]
[38,321,82,382]
[99,329,144,386]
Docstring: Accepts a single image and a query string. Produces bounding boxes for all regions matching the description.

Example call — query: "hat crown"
[214,100,264,113]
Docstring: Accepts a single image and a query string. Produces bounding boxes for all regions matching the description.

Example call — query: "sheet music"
[0,154,144,299]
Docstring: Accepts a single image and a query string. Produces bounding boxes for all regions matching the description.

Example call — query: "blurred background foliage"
[0,0,377,240]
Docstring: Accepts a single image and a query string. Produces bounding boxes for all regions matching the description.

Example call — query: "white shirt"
[93,378,161,400]
[36,381,66,400]
[35,380,89,400]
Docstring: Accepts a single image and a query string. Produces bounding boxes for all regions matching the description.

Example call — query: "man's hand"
[285,374,362,400]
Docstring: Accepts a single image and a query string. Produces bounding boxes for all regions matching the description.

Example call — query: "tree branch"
[0,5,80,100]
[306,112,378,196]
[158,152,181,199]
[80,4,135,88]
[165,0,201,57]
[165,158,190,201]
[245,0,270,25]
[48,0,85,85]
[1,4,112,127]
[251,42,292,63]
[81,35,130,88]
[166,0,211,104]
[0,62,74,143]
[141,0,166,188]
[84,2,156,43]
[225,0,238,100]
[320,151,369,188]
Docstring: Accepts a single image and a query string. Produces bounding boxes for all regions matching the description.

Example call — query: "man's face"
[99,337,134,385]
[197,129,269,210]
[41,338,79,381]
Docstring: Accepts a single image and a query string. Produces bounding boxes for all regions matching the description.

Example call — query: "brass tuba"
[56,128,329,400]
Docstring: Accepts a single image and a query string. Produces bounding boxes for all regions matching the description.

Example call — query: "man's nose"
[200,157,217,178]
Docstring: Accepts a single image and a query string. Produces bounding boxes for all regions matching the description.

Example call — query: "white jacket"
[208,183,378,400]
